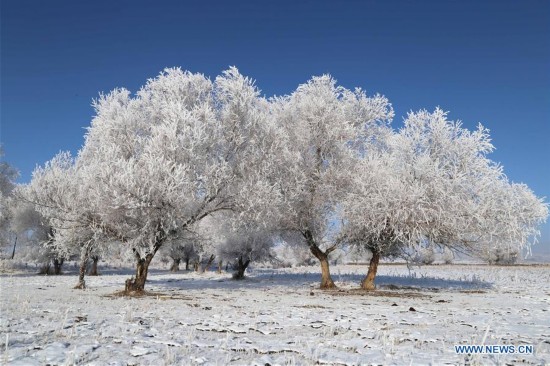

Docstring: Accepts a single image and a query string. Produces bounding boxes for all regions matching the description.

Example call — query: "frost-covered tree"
[340,245,373,265]
[220,232,273,279]
[214,214,275,279]
[163,236,199,272]
[270,75,393,288]
[186,215,225,273]
[340,109,548,289]
[9,189,77,276]
[0,147,18,197]
[274,240,317,268]
[441,247,454,264]
[22,152,109,287]
[480,246,519,265]
[8,199,55,270]
[75,67,274,292]
[411,244,436,265]
[0,148,19,257]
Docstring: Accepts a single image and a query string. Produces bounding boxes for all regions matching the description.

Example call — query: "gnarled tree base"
[320,280,337,289]
[124,248,155,293]
[360,279,376,290]
[125,277,146,293]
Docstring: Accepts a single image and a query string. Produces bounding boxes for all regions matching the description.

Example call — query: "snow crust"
[1,264,549,365]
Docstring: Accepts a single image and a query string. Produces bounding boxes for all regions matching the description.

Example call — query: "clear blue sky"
[1,0,549,250]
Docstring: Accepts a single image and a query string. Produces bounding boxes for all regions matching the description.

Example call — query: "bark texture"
[318,256,335,289]
[124,225,167,292]
[305,230,336,289]
[125,229,164,292]
[75,257,88,289]
[75,246,91,289]
[125,251,154,292]
[361,251,380,290]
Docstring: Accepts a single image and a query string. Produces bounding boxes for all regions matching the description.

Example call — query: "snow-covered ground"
[1,263,549,365]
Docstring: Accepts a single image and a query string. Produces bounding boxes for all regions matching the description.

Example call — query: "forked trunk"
[361,251,380,290]
[233,256,250,280]
[305,230,336,289]
[125,243,163,292]
[125,254,152,293]
[170,258,181,272]
[124,225,166,293]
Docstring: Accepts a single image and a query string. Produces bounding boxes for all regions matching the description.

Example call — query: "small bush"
[412,247,435,265]
[442,248,454,264]
[484,248,519,265]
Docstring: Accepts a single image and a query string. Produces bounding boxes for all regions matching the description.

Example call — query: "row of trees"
[1,67,548,292]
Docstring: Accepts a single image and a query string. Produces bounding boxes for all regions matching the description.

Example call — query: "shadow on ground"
[145,267,493,292]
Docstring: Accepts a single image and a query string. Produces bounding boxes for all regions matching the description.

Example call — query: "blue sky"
[1,0,549,250]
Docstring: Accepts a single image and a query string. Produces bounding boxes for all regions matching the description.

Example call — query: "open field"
[1,263,549,365]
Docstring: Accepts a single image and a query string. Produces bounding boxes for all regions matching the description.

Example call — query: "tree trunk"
[75,247,90,289]
[217,259,223,274]
[88,256,100,276]
[53,258,64,275]
[304,230,336,289]
[233,256,250,280]
[361,251,380,290]
[125,251,153,293]
[319,255,336,289]
[201,254,215,273]
[170,258,181,272]
[75,258,87,289]
[193,260,199,272]
[125,225,166,293]
[185,258,190,271]
[11,235,17,259]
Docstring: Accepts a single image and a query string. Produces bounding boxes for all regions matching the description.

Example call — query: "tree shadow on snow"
[145,267,492,293]
[374,274,492,291]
